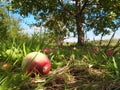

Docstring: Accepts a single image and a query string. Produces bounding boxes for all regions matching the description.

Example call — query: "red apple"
[42,48,51,53]
[22,52,51,76]
[92,47,99,53]
[105,49,113,56]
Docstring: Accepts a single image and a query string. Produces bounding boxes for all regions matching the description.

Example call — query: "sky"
[13,13,120,42]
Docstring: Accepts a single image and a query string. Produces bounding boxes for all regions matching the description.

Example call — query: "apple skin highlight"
[22,52,51,76]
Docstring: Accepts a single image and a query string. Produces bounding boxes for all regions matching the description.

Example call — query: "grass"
[0,34,120,90]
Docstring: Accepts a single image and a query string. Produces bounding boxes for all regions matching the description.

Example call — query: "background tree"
[0,7,10,40]
[0,2,25,41]
[10,0,120,46]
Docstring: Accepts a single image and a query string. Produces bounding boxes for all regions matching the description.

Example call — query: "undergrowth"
[0,33,120,90]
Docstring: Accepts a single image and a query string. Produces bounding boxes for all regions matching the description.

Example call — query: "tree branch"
[76,0,89,16]
[58,0,75,17]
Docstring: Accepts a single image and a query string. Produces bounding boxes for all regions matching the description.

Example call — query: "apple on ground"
[105,49,113,56]
[22,52,51,77]
[42,48,51,53]
[92,47,99,53]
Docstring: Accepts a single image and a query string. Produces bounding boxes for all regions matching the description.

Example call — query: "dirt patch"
[44,66,120,90]
[24,65,120,90]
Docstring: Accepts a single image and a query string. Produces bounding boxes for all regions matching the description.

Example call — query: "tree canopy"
[9,0,120,45]
[0,2,25,41]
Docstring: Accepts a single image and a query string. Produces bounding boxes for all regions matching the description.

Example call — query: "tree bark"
[76,15,84,46]
[75,0,84,46]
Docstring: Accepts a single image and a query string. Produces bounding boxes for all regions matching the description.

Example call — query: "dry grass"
[92,39,119,46]
[26,62,120,90]
[44,65,120,90]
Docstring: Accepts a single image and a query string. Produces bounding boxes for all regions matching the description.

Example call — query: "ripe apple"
[105,49,113,56]
[92,47,99,53]
[22,52,51,77]
[42,48,51,53]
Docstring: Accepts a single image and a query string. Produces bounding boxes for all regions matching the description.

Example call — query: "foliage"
[0,31,120,89]
[0,1,120,89]
[0,6,23,41]
[0,32,53,89]
[9,0,120,45]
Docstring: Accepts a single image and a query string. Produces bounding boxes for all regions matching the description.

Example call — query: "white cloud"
[23,26,45,35]
[64,30,120,43]
[64,37,77,43]
[86,30,120,41]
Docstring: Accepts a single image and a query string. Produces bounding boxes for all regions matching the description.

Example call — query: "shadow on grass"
[44,65,120,90]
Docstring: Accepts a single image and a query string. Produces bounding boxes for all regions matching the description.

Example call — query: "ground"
[24,63,120,90]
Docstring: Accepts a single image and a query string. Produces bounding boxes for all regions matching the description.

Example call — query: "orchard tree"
[0,7,9,40]
[0,5,23,41]
[10,0,120,46]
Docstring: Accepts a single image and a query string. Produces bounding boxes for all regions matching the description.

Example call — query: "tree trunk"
[76,16,84,46]
[75,0,84,46]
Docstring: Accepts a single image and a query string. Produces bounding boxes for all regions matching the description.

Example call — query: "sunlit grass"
[0,34,120,89]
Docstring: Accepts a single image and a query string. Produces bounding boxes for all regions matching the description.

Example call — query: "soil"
[29,66,120,90]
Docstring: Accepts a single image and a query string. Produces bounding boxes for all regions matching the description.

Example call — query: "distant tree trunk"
[76,16,84,46]
[75,0,84,46]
